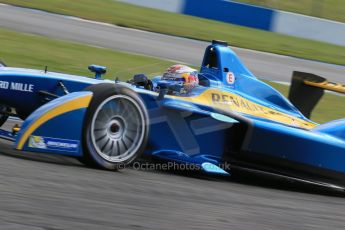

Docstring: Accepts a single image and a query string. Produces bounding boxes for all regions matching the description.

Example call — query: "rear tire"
[0,104,10,127]
[80,83,149,170]
[0,62,9,126]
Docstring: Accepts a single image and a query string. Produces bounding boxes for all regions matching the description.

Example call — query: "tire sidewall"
[82,83,149,170]
[0,105,9,127]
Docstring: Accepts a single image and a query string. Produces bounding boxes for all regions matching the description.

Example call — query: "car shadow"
[1,143,344,197]
[0,140,84,168]
[131,157,345,198]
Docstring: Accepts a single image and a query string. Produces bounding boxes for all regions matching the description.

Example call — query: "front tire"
[81,83,149,170]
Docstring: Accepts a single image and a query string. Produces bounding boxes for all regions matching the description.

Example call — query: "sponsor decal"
[209,91,315,129]
[172,89,316,129]
[29,135,47,149]
[0,81,9,89]
[29,135,79,152]
[0,81,34,92]
[226,72,235,84]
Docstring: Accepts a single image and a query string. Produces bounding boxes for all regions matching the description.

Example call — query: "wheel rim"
[90,95,146,163]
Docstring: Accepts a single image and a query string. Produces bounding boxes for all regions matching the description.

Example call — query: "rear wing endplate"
[288,71,344,119]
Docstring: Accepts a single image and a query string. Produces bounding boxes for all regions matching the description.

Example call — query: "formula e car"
[0,40,344,189]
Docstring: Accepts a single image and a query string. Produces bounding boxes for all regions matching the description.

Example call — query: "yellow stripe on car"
[16,94,92,150]
[304,80,345,94]
[172,89,317,129]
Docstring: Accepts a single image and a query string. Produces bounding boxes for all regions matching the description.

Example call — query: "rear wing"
[0,61,7,67]
[288,71,345,119]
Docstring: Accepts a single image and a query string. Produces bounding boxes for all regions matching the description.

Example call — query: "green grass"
[1,0,345,66]
[0,28,173,79]
[236,0,345,23]
[0,28,343,123]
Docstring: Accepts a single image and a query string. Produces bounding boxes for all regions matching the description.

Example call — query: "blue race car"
[0,40,344,189]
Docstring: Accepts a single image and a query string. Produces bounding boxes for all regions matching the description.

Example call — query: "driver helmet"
[162,64,199,93]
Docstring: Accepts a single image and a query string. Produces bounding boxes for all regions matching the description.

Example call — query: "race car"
[0,40,344,189]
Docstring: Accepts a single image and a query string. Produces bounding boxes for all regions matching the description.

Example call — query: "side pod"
[312,118,345,142]
[15,91,93,156]
[288,71,345,118]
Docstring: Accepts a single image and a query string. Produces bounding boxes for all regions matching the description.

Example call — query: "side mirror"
[88,65,106,79]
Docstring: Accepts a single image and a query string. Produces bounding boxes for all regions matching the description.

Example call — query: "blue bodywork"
[0,41,344,186]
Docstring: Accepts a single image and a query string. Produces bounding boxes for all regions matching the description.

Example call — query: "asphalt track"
[0,3,344,83]
[1,4,345,230]
[1,119,345,230]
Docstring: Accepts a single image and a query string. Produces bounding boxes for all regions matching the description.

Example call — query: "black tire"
[0,62,9,126]
[0,104,10,127]
[80,83,149,170]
